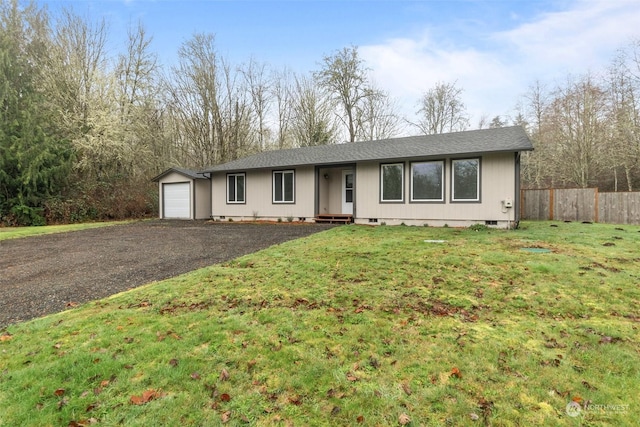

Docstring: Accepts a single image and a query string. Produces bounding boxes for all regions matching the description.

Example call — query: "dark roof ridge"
[201,126,533,173]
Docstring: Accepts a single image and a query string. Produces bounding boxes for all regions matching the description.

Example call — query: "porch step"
[314,214,353,224]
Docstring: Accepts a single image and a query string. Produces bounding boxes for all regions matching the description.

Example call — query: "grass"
[0,221,638,426]
[0,221,129,241]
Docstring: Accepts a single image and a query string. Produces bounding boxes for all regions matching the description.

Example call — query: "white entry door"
[342,170,354,215]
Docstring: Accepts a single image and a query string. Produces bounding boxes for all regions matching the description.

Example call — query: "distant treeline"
[1,1,639,225]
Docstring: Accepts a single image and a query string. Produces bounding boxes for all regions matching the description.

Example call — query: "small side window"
[273,170,295,203]
[380,163,404,202]
[227,173,245,203]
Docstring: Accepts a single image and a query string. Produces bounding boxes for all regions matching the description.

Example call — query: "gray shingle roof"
[151,167,208,181]
[205,126,533,173]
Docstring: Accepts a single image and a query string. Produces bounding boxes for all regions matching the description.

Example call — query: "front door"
[342,170,354,215]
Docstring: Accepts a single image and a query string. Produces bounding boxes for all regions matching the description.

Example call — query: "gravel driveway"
[0,220,333,328]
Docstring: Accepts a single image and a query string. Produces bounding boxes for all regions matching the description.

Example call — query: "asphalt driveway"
[0,220,333,328]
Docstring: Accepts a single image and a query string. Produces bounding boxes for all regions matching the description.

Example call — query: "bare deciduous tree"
[545,75,608,188]
[607,41,640,191]
[355,87,404,141]
[271,67,295,149]
[290,75,338,147]
[166,33,255,168]
[314,45,370,142]
[414,81,469,134]
[242,58,271,151]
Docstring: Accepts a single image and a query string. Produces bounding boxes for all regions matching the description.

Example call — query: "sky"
[37,0,640,131]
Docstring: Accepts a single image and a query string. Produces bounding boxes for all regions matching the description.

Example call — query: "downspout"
[514,152,521,229]
[352,165,356,223]
[314,166,319,219]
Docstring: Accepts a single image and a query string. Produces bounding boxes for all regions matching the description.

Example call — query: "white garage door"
[163,182,191,219]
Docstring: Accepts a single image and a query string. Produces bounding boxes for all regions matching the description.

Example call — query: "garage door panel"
[163,182,190,219]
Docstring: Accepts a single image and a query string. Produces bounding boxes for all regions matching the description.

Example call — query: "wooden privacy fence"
[521,188,640,225]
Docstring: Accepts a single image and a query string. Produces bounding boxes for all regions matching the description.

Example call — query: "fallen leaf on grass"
[399,413,411,425]
[356,415,364,423]
[129,389,165,405]
[220,393,232,402]
[288,395,303,405]
[86,402,99,412]
[0,333,13,342]
[331,406,341,415]
[58,396,69,409]
[599,336,620,344]
[401,382,412,396]
[65,301,79,308]
[190,372,201,380]
[54,388,66,397]
[221,411,231,423]
[219,368,230,381]
[169,358,179,367]
[451,367,462,379]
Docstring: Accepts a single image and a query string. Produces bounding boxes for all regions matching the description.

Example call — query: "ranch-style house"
[152,126,533,228]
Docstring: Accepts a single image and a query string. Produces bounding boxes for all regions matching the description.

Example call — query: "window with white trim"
[452,158,480,202]
[273,170,295,203]
[411,161,444,202]
[227,173,245,203]
[380,163,404,202]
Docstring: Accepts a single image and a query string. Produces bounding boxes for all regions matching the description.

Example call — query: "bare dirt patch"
[0,220,333,328]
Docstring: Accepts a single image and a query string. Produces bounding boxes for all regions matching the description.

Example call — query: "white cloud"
[495,0,639,73]
[360,0,640,129]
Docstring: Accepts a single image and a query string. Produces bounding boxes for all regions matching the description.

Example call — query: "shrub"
[469,223,489,231]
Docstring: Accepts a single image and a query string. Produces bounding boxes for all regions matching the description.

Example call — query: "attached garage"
[162,182,191,219]
[152,167,212,220]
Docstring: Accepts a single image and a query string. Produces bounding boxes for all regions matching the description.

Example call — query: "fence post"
[520,189,525,219]
[549,188,554,220]
[594,187,599,223]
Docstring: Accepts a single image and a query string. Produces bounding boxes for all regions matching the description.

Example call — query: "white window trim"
[273,170,295,203]
[410,160,445,202]
[380,163,404,203]
[227,173,245,204]
[451,158,480,202]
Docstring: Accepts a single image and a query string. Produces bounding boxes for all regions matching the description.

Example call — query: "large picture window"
[411,161,444,202]
[227,173,245,203]
[273,170,295,203]
[452,158,480,202]
[380,163,404,202]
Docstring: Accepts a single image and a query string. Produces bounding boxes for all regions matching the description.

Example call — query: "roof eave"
[207,146,534,173]
[151,167,208,182]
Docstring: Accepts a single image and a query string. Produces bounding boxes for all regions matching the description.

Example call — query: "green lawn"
[0,221,128,241]
[0,221,638,426]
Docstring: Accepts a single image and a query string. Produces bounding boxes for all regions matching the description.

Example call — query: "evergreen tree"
[0,0,72,225]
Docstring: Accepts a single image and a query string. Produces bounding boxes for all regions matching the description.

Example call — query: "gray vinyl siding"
[211,166,316,220]
[354,152,516,224]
